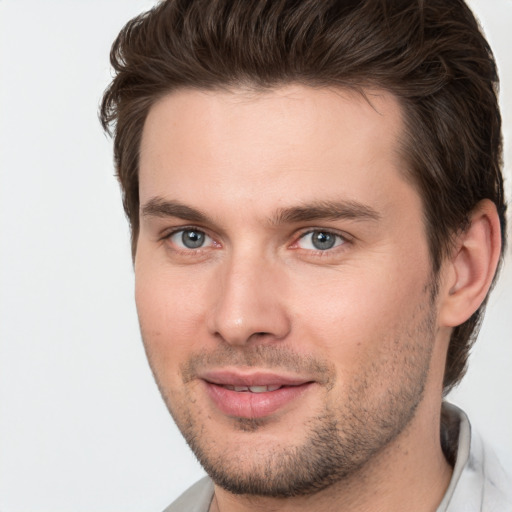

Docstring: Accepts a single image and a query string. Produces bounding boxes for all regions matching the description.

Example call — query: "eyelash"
[162,227,218,254]
[161,226,351,256]
[291,229,350,255]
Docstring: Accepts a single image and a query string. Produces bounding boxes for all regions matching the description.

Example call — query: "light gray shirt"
[163,404,512,511]
[436,403,512,511]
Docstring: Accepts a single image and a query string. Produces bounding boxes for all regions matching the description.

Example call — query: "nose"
[207,251,291,346]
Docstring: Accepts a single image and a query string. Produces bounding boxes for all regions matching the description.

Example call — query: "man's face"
[136,86,442,496]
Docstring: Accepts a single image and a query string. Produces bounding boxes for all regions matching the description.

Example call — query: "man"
[100,0,511,510]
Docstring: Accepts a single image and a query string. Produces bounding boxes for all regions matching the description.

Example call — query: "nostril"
[249,332,274,341]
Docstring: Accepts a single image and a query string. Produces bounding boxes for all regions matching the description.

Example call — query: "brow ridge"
[141,197,209,223]
[141,197,381,226]
[272,200,381,224]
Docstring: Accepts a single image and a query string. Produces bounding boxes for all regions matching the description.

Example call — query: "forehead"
[138,85,412,218]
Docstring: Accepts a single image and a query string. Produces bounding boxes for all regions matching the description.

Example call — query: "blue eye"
[297,230,345,251]
[170,229,213,249]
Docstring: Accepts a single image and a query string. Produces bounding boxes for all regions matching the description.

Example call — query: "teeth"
[251,385,282,392]
[248,386,268,393]
[223,385,282,393]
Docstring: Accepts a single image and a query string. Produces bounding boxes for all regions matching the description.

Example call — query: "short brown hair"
[100,0,507,393]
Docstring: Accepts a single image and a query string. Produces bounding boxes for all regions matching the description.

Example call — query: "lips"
[200,370,314,419]
[222,384,282,392]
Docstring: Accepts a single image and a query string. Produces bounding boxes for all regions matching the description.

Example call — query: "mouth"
[200,370,315,419]
[219,384,283,393]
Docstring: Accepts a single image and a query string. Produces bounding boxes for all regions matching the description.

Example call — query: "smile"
[200,370,314,419]
[221,385,282,392]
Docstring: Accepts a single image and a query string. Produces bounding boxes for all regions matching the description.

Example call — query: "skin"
[135,85,499,511]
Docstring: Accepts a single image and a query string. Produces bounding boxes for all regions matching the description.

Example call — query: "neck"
[209,395,452,512]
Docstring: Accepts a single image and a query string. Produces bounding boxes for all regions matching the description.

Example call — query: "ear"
[438,199,502,328]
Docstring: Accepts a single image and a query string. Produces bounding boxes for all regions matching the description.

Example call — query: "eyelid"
[161,224,206,239]
[162,225,219,251]
[159,225,351,253]
[291,228,352,251]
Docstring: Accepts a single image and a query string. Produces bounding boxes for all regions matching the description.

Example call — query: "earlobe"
[438,199,502,327]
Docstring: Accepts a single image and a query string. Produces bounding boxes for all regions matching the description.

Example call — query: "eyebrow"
[271,200,381,224]
[141,197,209,223]
[141,197,381,225]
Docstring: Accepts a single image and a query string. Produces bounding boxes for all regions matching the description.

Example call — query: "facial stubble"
[143,298,437,498]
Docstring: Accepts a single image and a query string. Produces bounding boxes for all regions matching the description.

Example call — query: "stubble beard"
[147,299,437,498]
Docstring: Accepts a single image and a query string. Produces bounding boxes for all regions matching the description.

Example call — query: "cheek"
[289,258,432,364]
[134,261,210,374]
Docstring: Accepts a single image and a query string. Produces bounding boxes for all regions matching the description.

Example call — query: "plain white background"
[0,1,510,511]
